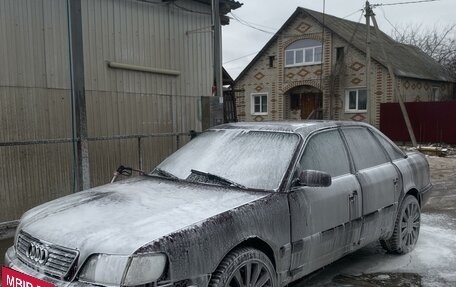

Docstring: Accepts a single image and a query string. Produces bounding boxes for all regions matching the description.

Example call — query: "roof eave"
[235,8,303,83]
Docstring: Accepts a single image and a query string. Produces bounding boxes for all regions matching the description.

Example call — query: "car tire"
[380,195,421,254]
[209,247,277,287]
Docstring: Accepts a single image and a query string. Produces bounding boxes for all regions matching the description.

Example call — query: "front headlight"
[79,253,167,286]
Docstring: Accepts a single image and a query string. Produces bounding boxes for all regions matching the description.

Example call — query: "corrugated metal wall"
[0,0,213,223]
[380,101,456,144]
[0,0,73,223]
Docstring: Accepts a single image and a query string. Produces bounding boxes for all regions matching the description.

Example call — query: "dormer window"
[285,39,322,67]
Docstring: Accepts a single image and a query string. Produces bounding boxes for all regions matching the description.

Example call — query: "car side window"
[342,127,389,170]
[300,130,351,177]
[372,130,405,160]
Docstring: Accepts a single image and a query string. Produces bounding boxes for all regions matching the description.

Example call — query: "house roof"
[223,67,234,85]
[236,7,453,83]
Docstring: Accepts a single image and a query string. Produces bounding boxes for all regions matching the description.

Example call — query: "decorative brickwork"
[350,62,365,71]
[297,68,310,78]
[233,10,452,127]
[351,114,366,121]
[254,115,264,121]
[386,74,393,102]
[295,22,312,34]
[351,78,362,85]
[282,80,322,94]
[254,72,265,80]
[287,72,295,79]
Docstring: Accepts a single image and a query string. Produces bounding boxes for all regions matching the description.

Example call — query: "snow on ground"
[365,213,456,286]
[296,212,456,286]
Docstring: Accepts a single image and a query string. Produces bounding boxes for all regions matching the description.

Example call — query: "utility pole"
[212,0,223,104]
[365,1,373,125]
[365,1,417,147]
[67,0,90,191]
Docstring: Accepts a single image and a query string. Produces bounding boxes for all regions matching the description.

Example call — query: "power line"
[229,12,276,34]
[380,7,401,35]
[372,0,439,7]
[343,8,364,19]
[230,12,278,31]
[223,51,260,64]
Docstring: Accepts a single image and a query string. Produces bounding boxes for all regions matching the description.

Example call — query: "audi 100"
[4,121,432,287]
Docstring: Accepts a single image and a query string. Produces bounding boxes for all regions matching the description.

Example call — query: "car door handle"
[349,190,358,201]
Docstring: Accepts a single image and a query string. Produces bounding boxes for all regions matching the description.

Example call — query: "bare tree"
[390,24,456,80]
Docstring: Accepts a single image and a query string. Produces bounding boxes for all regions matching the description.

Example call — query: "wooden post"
[370,14,417,147]
[365,1,373,125]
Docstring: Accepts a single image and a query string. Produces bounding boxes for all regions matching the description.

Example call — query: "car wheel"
[209,247,276,287]
[380,195,421,254]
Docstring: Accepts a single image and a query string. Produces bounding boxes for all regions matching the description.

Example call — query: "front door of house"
[300,93,320,119]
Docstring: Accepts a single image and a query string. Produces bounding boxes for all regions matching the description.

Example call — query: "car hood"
[19,177,269,258]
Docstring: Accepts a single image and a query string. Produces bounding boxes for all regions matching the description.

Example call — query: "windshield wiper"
[190,169,246,189]
[152,168,178,179]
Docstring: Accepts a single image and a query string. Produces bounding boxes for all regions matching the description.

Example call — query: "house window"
[431,86,441,101]
[345,88,367,112]
[285,39,322,67]
[269,55,275,68]
[251,93,268,115]
[336,47,345,61]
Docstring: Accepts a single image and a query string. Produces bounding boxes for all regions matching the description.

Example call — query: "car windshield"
[154,129,300,190]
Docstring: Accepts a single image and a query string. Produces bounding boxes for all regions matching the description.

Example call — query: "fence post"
[67,0,90,191]
[138,137,142,170]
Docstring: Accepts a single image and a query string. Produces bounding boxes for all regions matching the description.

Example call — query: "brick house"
[234,7,454,126]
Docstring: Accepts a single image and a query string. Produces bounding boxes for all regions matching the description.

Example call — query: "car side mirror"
[296,170,332,187]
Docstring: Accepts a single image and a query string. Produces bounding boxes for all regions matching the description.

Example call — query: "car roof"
[212,120,372,137]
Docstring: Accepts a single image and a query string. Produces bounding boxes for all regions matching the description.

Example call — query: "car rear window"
[342,127,389,170]
[372,130,405,160]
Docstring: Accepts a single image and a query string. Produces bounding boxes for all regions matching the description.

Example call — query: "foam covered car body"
[4,121,432,287]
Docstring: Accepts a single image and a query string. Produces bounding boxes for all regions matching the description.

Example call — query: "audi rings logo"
[26,242,49,265]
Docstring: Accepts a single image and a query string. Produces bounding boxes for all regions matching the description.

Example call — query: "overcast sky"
[222,0,456,79]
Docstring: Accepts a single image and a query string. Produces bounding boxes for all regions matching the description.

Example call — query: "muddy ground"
[1,155,455,286]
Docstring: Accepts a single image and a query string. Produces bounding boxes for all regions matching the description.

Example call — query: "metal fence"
[380,101,456,144]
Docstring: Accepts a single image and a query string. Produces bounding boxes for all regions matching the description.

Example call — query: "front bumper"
[5,246,91,287]
[5,247,210,287]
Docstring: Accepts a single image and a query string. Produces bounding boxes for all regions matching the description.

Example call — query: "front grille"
[16,231,79,280]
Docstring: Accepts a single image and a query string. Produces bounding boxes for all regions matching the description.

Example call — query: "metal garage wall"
[0,0,213,223]
[0,0,73,222]
[81,0,211,186]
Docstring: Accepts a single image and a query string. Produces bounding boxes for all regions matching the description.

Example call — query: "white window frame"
[345,88,367,113]
[251,93,268,115]
[285,46,322,67]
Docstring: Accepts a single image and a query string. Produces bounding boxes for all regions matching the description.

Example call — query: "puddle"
[333,272,422,286]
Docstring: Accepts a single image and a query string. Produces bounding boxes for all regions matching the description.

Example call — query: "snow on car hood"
[19,176,268,258]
